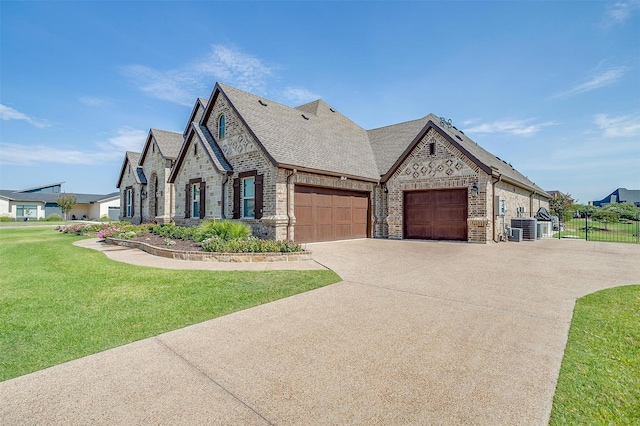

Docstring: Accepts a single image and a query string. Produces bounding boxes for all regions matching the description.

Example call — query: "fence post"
[585,212,589,241]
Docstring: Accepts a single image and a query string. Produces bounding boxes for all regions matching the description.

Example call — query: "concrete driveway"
[2,239,639,425]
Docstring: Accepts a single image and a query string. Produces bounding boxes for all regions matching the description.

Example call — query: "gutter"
[492,173,502,243]
[221,172,231,219]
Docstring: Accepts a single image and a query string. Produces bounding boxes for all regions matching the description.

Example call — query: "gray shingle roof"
[368,113,547,194]
[150,129,183,160]
[219,84,380,180]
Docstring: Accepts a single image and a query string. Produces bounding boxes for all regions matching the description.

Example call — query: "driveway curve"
[2,238,639,425]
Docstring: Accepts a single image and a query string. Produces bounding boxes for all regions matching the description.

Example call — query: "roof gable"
[116,151,145,188]
[139,128,183,165]
[168,122,232,183]
[372,114,548,195]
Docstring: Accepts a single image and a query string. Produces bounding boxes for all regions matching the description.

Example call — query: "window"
[16,205,37,218]
[242,176,255,218]
[429,142,436,156]
[233,171,263,220]
[192,182,200,217]
[218,114,225,139]
[125,187,134,217]
[194,142,198,156]
[185,179,205,219]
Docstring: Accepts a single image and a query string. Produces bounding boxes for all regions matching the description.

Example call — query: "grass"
[0,228,340,382]
[549,285,640,425]
[556,218,640,243]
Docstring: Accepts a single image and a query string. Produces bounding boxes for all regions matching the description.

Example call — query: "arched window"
[218,114,225,139]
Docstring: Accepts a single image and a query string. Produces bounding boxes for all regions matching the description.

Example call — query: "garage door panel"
[404,189,467,241]
[335,206,352,222]
[294,186,369,243]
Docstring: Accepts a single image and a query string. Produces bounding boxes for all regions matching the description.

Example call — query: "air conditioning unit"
[509,228,523,242]
[511,218,537,241]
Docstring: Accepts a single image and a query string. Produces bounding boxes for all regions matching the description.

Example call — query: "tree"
[603,202,640,221]
[549,192,574,223]
[592,208,619,230]
[56,193,77,222]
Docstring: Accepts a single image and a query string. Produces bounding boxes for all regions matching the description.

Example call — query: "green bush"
[201,236,302,253]
[195,219,252,241]
[0,215,13,222]
[43,214,63,222]
[99,215,112,222]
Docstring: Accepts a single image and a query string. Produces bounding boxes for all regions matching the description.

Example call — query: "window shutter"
[199,181,206,219]
[233,177,240,219]
[131,189,135,216]
[185,183,191,219]
[255,174,263,219]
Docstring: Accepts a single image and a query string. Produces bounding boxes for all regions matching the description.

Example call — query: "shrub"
[99,215,112,222]
[43,214,63,222]
[197,220,251,241]
[201,236,302,253]
[0,215,13,222]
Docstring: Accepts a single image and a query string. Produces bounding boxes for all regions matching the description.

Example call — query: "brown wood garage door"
[294,186,369,243]
[404,189,468,241]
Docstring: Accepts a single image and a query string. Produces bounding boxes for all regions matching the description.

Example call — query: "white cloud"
[601,0,640,27]
[282,87,322,104]
[79,96,109,107]
[0,127,147,166]
[121,44,273,106]
[464,118,558,137]
[594,113,640,137]
[551,65,629,99]
[0,104,50,128]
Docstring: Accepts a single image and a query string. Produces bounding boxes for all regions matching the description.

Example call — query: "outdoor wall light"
[141,190,147,199]
[470,183,479,197]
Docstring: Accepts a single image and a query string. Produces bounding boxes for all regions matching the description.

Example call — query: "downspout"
[286,169,297,241]
[140,185,145,224]
[221,172,231,219]
[492,173,502,242]
[530,191,535,218]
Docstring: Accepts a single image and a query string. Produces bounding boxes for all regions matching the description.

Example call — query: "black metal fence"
[557,212,640,244]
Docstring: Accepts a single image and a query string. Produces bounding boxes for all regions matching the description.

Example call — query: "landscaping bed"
[58,221,310,262]
[106,232,312,262]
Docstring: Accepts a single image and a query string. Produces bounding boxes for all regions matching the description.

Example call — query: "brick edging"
[104,237,313,262]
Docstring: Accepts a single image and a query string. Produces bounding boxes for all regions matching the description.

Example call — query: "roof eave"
[278,164,379,183]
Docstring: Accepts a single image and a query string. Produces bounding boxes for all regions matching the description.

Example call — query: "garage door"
[404,189,468,241]
[294,186,369,243]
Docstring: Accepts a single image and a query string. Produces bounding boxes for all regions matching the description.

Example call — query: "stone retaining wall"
[104,237,313,262]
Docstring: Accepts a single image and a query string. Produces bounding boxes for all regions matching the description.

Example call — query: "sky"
[1,0,639,204]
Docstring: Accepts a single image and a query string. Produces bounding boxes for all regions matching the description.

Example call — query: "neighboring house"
[0,183,120,220]
[592,188,640,207]
[135,82,548,243]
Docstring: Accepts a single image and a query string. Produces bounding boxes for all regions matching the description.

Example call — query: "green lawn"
[557,219,640,243]
[549,285,640,425]
[0,228,340,382]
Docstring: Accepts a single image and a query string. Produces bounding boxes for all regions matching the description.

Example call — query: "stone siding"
[140,136,174,223]
[172,134,224,226]
[118,160,143,224]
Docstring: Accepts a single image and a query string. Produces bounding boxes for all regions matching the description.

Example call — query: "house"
[119,82,550,243]
[0,183,120,220]
[592,188,640,207]
[116,128,183,223]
